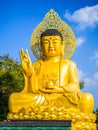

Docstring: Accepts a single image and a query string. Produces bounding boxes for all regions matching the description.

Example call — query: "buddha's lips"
[49,48,55,51]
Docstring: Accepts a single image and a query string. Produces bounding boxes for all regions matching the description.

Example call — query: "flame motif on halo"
[30,9,76,59]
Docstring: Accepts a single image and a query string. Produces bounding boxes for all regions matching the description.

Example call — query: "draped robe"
[9,58,81,113]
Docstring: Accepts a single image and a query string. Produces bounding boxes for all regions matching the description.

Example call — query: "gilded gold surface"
[30,9,76,59]
[8,9,96,130]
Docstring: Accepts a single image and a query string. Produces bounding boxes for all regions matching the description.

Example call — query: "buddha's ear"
[60,41,64,56]
[40,44,45,59]
[40,46,44,58]
[40,51,43,59]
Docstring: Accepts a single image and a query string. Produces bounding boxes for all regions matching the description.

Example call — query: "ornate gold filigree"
[30,9,76,59]
[7,106,96,130]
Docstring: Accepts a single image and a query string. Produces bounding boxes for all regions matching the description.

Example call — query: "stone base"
[0,120,71,130]
[7,107,96,130]
[0,127,71,130]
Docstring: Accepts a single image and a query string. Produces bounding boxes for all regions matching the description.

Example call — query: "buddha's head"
[40,29,64,59]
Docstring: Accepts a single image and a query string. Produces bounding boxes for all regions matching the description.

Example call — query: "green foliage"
[94,108,98,128]
[0,54,24,120]
[0,54,24,92]
[94,108,98,122]
[79,80,85,89]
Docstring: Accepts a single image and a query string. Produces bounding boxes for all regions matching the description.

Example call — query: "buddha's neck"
[44,56,61,62]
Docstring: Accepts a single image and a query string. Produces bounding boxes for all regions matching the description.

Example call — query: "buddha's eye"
[53,40,59,44]
[42,41,49,44]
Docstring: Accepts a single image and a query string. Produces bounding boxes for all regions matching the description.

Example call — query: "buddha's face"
[41,35,62,58]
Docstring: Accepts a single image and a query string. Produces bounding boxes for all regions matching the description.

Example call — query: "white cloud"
[94,72,98,80]
[78,68,86,80]
[76,37,84,47]
[64,4,98,30]
[78,68,98,88]
[84,77,92,86]
[84,72,98,87]
[91,51,98,66]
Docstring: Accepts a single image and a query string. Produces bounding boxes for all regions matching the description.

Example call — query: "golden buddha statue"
[8,9,96,130]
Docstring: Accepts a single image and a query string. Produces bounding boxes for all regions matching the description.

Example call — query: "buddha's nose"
[49,41,53,48]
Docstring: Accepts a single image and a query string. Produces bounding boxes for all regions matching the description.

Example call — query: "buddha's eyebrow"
[53,38,59,40]
[42,39,50,41]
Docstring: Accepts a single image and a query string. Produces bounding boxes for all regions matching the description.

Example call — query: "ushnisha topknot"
[41,29,63,40]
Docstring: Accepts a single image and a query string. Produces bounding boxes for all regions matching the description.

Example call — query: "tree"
[94,108,98,129]
[79,80,85,89]
[0,54,24,119]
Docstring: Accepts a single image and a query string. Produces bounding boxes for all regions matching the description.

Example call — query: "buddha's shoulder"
[61,58,76,66]
[61,58,75,63]
[32,59,76,67]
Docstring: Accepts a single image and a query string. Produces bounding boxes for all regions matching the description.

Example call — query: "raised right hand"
[19,49,33,77]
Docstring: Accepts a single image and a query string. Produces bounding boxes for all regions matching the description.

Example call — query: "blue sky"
[0,0,98,109]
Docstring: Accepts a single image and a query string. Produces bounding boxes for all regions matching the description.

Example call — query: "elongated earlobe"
[60,42,64,56]
[40,47,43,58]
[40,52,43,58]
[40,46,45,59]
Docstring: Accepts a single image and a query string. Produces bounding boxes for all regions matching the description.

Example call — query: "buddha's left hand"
[39,86,64,93]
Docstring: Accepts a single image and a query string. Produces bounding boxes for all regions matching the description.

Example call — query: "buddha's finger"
[21,49,25,58]
[26,49,31,62]
[21,49,25,61]
[19,50,23,60]
[26,49,29,58]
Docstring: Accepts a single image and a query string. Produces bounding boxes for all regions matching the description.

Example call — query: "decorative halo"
[30,9,76,59]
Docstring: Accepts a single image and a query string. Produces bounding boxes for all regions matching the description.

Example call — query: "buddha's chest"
[41,62,60,75]
[40,61,69,88]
